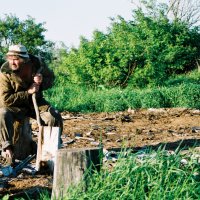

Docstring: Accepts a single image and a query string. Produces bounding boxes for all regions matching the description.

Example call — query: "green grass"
[6,147,200,199]
[60,147,200,200]
[44,82,200,112]
[43,70,200,112]
[164,70,200,87]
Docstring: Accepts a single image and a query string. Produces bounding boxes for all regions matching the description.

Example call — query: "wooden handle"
[32,93,41,126]
[32,65,44,126]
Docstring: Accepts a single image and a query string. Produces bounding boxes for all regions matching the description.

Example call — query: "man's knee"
[43,111,56,126]
[40,106,63,132]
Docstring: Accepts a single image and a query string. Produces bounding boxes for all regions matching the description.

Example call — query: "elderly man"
[0,44,63,163]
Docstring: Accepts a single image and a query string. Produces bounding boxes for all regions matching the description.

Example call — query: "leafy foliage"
[0,14,54,65]
[53,1,200,88]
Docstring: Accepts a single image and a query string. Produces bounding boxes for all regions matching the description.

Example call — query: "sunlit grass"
[44,82,200,112]
[65,147,200,200]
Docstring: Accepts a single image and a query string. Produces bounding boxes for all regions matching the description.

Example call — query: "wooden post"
[13,118,34,160]
[51,147,103,199]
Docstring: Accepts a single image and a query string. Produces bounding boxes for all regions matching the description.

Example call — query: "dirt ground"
[1,108,200,199]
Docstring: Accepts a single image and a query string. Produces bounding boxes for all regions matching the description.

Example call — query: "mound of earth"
[1,108,200,198]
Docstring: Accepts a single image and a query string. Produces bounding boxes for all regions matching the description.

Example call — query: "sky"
[0,0,136,48]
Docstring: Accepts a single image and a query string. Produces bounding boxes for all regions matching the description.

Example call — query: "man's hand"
[27,83,40,94]
[33,73,43,85]
[5,147,13,158]
[2,146,14,165]
[28,73,43,94]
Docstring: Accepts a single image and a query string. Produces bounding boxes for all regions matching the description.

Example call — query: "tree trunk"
[51,147,103,199]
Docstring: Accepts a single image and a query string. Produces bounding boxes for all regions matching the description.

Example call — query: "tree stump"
[13,118,34,160]
[51,147,103,199]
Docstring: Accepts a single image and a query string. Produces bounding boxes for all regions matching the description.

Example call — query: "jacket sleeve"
[40,62,55,90]
[0,73,29,107]
[30,55,55,91]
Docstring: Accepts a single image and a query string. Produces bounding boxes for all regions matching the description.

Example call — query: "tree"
[0,14,54,65]
[131,0,200,27]
[167,0,200,27]
[54,0,200,88]
[128,9,200,87]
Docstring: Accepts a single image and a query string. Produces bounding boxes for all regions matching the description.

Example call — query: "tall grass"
[64,148,200,200]
[44,82,200,112]
[43,70,200,112]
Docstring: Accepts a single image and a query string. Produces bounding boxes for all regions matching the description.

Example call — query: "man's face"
[7,55,25,71]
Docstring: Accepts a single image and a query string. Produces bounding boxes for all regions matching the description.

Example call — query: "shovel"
[32,93,61,172]
[1,154,36,177]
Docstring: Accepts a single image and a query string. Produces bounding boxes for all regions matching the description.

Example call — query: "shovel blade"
[36,126,61,172]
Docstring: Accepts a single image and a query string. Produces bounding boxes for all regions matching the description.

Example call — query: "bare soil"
[1,108,200,199]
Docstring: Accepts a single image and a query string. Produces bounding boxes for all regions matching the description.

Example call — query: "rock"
[90,142,100,146]
[105,151,118,162]
[192,127,200,133]
[106,132,116,136]
[180,159,188,165]
[75,136,95,141]
[120,115,133,123]
[74,132,83,137]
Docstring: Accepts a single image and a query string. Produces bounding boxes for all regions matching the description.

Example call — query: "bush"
[140,89,166,108]
[162,83,200,108]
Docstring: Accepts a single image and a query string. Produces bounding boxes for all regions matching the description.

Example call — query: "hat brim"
[6,52,29,58]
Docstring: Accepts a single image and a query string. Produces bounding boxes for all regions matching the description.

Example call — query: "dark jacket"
[0,55,55,116]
